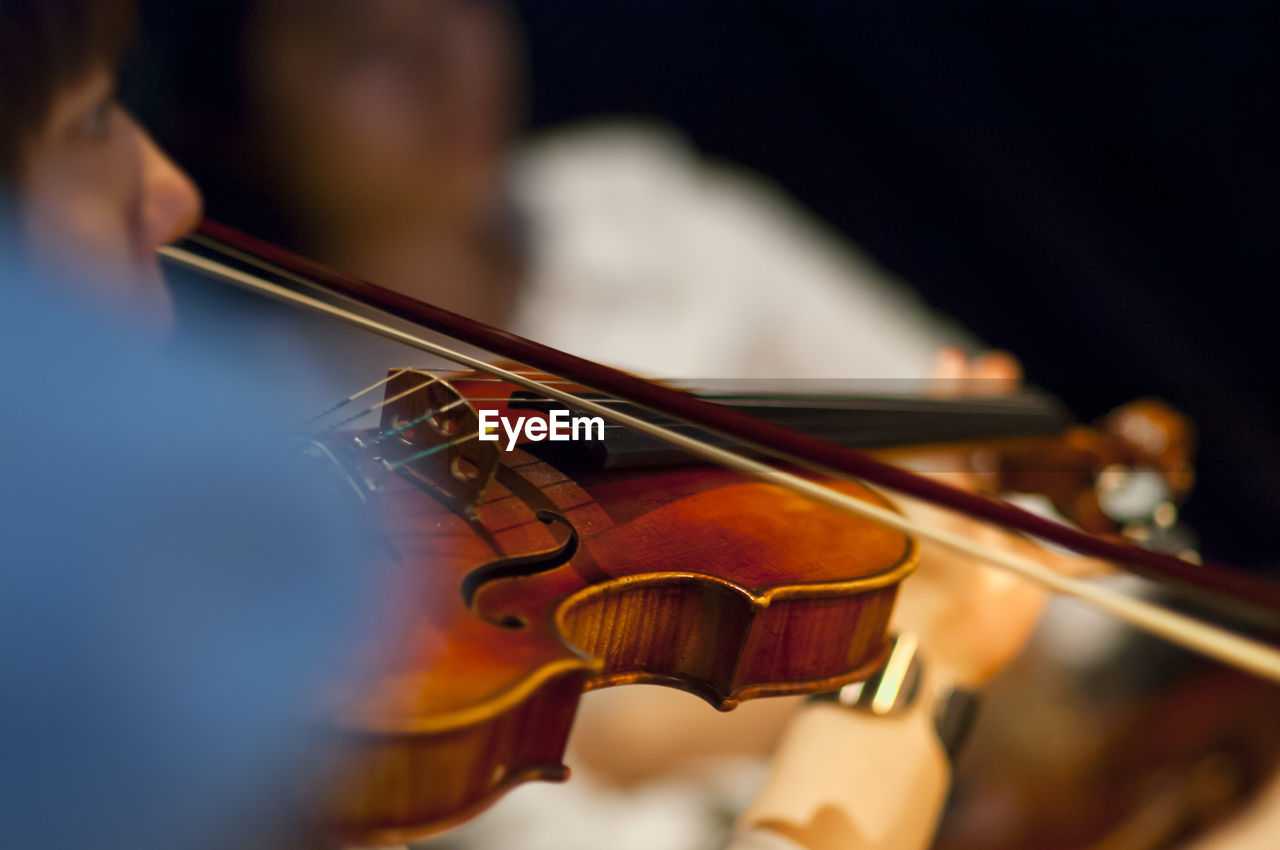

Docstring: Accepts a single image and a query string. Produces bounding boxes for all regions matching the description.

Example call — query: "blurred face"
[251,0,518,238]
[18,64,202,331]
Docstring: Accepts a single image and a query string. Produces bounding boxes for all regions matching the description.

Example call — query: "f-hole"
[460,510,580,619]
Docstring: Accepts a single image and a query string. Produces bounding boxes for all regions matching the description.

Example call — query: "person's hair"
[0,0,137,188]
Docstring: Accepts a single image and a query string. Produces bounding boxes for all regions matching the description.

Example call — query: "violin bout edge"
[317,667,586,846]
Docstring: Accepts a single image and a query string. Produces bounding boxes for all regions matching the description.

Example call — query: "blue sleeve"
[0,280,378,850]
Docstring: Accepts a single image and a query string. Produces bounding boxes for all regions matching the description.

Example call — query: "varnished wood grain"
[312,375,916,844]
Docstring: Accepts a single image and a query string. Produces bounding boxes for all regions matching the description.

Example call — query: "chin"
[79,263,177,341]
[128,266,177,339]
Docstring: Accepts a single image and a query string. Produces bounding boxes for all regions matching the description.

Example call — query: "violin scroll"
[990,398,1195,541]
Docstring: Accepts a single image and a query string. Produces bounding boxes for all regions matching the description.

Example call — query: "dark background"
[510,0,1280,567]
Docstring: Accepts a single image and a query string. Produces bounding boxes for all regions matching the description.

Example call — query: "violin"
[160,221,1280,845]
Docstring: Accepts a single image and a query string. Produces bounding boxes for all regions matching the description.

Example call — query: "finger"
[928,347,969,396]
[970,350,1022,395]
[995,529,1115,579]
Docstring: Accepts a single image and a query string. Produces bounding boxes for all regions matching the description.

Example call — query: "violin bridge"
[368,369,500,515]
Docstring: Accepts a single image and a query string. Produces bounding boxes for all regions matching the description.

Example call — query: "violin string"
[159,244,1280,683]
[382,434,478,471]
[444,375,594,388]
[315,378,444,434]
[298,369,409,429]
[364,397,470,446]
[449,396,638,405]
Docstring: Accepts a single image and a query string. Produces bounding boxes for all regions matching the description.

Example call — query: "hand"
[890,349,1106,688]
[928,346,1021,396]
[889,482,1052,688]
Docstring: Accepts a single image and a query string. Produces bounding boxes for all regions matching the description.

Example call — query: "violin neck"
[511,387,1072,470]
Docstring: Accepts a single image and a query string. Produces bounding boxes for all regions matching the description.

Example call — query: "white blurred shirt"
[511,122,971,381]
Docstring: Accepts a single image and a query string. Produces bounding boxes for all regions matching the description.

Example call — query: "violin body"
[316,370,916,844]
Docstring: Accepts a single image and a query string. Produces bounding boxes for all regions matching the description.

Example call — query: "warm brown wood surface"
[312,375,916,844]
